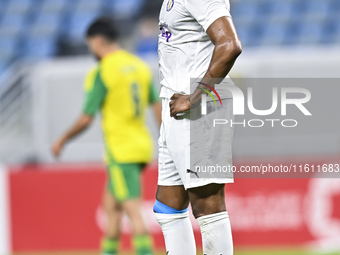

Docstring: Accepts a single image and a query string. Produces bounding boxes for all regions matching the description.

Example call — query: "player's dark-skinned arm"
[51,114,94,158]
[169,16,242,118]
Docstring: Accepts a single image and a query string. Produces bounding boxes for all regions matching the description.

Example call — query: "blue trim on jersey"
[153,200,188,214]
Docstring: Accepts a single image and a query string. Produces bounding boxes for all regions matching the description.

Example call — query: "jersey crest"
[166,0,174,11]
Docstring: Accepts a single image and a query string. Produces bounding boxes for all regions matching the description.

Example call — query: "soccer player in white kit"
[153,0,242,254]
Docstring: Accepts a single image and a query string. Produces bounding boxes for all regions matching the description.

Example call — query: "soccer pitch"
[12,249,340,255]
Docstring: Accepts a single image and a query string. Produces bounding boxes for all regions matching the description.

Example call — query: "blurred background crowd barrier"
[0,0,340,254]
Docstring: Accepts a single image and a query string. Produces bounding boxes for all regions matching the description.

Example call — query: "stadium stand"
[0,0,340,76]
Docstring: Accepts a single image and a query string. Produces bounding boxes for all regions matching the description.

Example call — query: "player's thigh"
[155,185,189,210]
[188,183,226,218]
[158,103,183,188]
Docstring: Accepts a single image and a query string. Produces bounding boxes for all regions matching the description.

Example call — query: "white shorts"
[158,97,234,190]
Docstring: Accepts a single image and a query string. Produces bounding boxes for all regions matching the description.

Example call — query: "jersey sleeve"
[83,68,107,116]
[149,79,159,105]
[185,0,231,32]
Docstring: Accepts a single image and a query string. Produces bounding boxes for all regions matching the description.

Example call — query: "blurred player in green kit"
[52,17,161,255]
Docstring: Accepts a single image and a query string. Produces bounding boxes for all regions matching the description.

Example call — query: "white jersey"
[158,0,234,99]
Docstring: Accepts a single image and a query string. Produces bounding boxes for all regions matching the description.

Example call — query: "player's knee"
[191,199,227,218]
[154,200,190,229]
[190,196,226,218]
[103,201,122,215]
[191,203,227,219]
[155,185,189,210]
[189,183,226,218]
[153,199,188,214]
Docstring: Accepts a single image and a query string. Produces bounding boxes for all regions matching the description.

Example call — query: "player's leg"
[122,198,146,234]
[111,163,153,255]
[101,187,123,255]
[121,198,153,255]
[188,183,233,255]
[155,185,189,210]
[154,185,196,255]
[184,98,234,254]
[154,98,196,255]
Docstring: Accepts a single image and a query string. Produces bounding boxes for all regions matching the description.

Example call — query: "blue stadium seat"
[296,21,324,44]
[136,38,158,56]
[302,0,332,21]
[75,0,102,12]
[320,19,337,44]
[265,0,296,22]
[110,0,145,19]
[0,38,18,63]
[30,13,61,38]
[40,0,68,14]
[332,20,340,43]
[4,0,34,15]
[0,62,9,77]
[259,21,288,45]
[330,0,340,11]
[0,0,8,18]
[0,14,27,37]
[66,11,98,42]
[235,22,261,47]
[231,0,261,23]
[23,37,57,58]
[329,0,340,20]
[281,20,300,45]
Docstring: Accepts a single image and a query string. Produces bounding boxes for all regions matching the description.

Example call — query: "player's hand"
[51,139,65,158]
[169,93,190,119]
